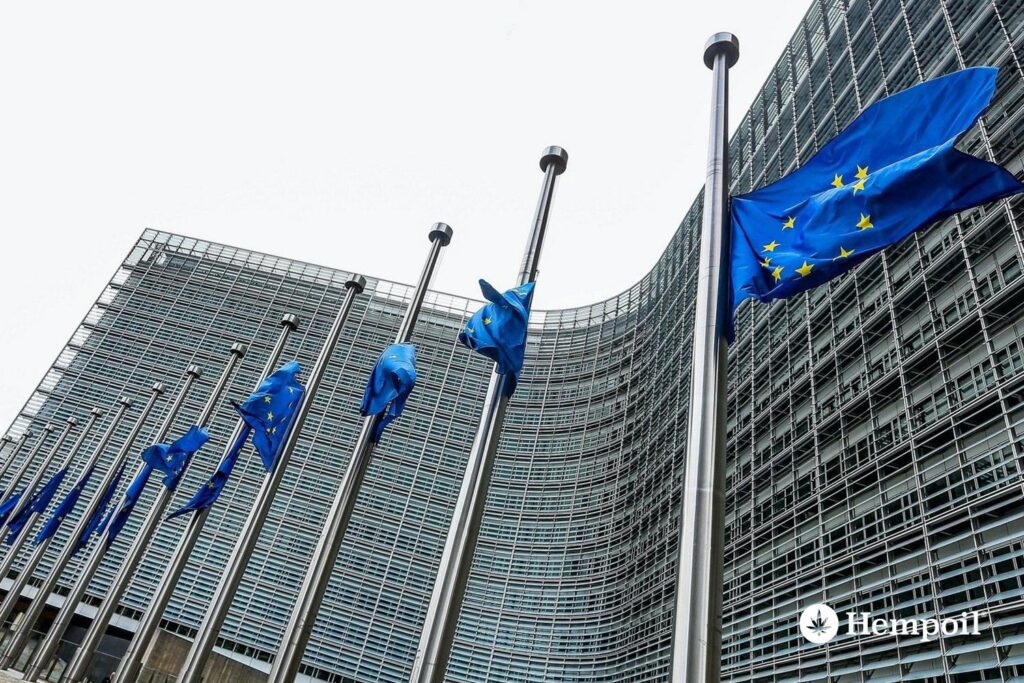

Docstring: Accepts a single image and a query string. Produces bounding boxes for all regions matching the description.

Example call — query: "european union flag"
[7,468,67,544]
[360,343,417,442]
[73,462,126,553]
[141,426,210,490]
[35,464,96,545]
[729,67,1024,337]
[0,490,23,527]
[231,361,304,471]
[167,426,250,519]
[102,465,152,549]
[458,280,534,395]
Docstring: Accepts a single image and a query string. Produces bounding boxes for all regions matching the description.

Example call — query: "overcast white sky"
[0,1,810,425]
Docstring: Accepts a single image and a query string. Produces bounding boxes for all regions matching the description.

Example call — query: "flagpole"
[60,343,246,683]
[268,224,453,683]
[0,426,56,511]
[28,367,199,683]
[408,146,567,683]
[176,275,365,683]
[111,314,300,683]
[0,399,132,641]
[0,433,31,486]
[0,413,97,591]
[670,32,738,683]
[15,382,165,679]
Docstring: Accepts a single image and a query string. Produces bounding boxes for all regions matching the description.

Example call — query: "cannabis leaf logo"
[808,609,830,637]
[800,603,839,644]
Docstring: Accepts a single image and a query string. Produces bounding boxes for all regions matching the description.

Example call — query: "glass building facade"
[0,1,1022,681]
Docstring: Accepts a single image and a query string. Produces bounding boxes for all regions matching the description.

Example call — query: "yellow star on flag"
[266,411,274,421]
[763,240,780,253]
[855,165,869,179]
[852,177,867,194]
[796,261,814,277]
[466,326,474,334]
[760,257,772,269]
[264,396,272,403]
[772,265,784,282]
[831,174,844,188]
[856,214,873,230]
[833,246,856,260]
[483,317,492,325]
[782,216,795,229]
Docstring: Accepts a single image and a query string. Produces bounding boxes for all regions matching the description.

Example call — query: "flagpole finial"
[43,424,55,433]
[230,343,247,358]
[66,417,79,426]
[186,365,203,378]
[151,381,166,394]
[89,407,104,418]
[540,146,568,175]
[429,223,454,246]
[346,275,367,293]
[703,32,739,69]
[118,397,133,408]
[280,313,300,330]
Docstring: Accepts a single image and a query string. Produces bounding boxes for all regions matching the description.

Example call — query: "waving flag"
[35,465,96,545]
[458,280,534,395]
[141,426,210,490]
[102,465,152,549]
[6,468,67,543]
[360,344,417,442]
[167,426,251,519]
[231,361,304,471]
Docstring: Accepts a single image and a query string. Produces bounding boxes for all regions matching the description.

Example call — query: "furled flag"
[231,361,304,471]
[360,343,417,442]
[167,426,251,519]
[141,425,210,490]
[6,468,68,544]
[35,464,96,545]
[73,461,126,553]
[101,464,151,549]
[458,280,534,395]
[0,491,23,527]
[728,67,1024,339]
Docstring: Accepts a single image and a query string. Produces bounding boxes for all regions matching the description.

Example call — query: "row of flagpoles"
[0,147,567,683]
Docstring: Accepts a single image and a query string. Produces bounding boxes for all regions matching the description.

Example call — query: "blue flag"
[360,343,417,442]
[35,464,95,545]
[729,67,1024,339]
[0,490,23,527]
[458,280,534,395]
[73,462,126,553]
[6,468,68,544]
[167,426,251,519]
[102,464,152,549]
[231,361,304,471]
[140,425,210,490]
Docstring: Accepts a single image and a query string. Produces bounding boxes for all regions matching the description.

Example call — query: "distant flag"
[0,491,23,527]
[74,462,127,553]
[102,465,152,549]
[167,426,251,519]
[729,67,1024,339]
[35,465,96,545]
[360,344,417,442]
[231,361,304,471]
[141,426,210,490]
[459,280,534,395]
[6,468,68,544]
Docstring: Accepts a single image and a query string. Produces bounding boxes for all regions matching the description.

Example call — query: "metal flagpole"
[0,433,31,486]
[30,367,201,683]
[0,414,95,592]
[177,275,366,683]
[0,399,131,640]
[268,225,452,683]
[111,315,299,683]
[408,147,567,683]
[16,382,165,679]
[670,32,738,683]
[0,426,56,513]
[61,345,246,683]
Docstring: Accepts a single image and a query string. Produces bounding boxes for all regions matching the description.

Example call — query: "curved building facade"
[0,1,1022,682]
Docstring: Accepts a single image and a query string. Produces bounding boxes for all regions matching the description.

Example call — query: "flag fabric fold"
[35,465,96,545]
[6,468,68,544]
[141,425,210,490]
[729,66,1024,339]
[0,490,23,527]
[231,361,304,471]
[458,280,534,395]
[102,465,152,549]
[73,461,126,553]
[167,426,251,519]
[360,343,417,442]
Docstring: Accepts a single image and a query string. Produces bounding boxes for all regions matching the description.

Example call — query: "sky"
[0,0,811,425]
